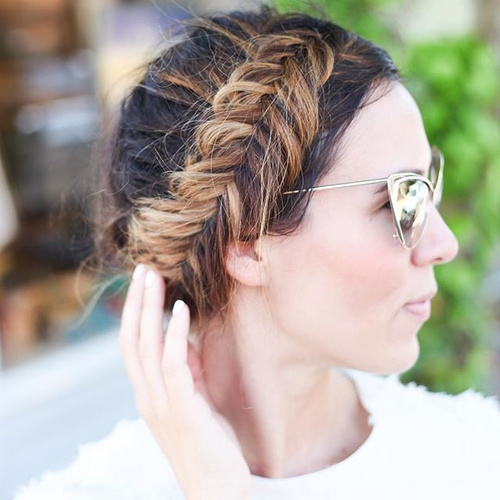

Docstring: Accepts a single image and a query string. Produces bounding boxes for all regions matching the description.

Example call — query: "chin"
[359,338,421,376]
[386,338,421,375]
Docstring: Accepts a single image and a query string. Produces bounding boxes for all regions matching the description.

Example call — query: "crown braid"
[97,6,401,325]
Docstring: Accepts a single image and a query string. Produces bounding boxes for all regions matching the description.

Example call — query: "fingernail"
[145,269,157,288]
[132,264,145,281]
[172,300,185,316]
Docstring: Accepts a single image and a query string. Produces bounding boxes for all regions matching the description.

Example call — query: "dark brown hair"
[95,4,402,327]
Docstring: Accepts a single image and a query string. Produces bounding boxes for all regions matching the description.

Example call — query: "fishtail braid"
[97,6,401,327]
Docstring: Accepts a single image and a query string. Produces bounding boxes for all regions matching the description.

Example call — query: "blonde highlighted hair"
[96,5,401,326]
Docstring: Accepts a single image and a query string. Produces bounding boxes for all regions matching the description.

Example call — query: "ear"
[225,239,269,287]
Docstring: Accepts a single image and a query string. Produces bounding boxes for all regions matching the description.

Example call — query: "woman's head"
[98,5,457,356]
[248,81,459,375]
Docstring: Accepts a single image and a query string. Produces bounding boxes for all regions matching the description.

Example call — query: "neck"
[198,295,372,478]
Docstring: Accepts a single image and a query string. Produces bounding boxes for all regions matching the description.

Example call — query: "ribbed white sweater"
[13,369,500,500]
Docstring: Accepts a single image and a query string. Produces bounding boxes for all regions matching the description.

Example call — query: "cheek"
[268,205,405,331]
[306,213,421,373]
[310,219,402,317]
[312,200,401,295]
[264,201,421,374]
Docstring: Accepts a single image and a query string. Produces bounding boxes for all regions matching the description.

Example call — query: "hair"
[94,4,402,329]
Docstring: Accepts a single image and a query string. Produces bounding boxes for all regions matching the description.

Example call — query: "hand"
[118,265,251,500]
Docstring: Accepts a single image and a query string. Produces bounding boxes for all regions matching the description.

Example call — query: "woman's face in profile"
[261,82,459,376]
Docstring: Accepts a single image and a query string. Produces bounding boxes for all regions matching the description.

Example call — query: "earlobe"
[225,240,268,287]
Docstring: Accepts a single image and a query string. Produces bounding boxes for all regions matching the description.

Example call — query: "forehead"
[323,82,432,184]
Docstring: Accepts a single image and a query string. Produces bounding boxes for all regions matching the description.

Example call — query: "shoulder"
[345,367,500,423]
[345,368,500,459]
[338,369,500,496]
[13,418,183,500]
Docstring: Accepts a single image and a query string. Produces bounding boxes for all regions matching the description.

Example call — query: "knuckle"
[138,344,153,362]
[161,360,181,378]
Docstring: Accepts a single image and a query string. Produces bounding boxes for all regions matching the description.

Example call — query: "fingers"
[118,264,148,396]
[139,269,169,410]
[119,264,195,419]
[162,299,196,403]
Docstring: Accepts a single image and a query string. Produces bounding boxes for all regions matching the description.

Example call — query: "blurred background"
[0,0,499,498]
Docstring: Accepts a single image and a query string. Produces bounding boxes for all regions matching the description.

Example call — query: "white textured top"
[13,369,500,500]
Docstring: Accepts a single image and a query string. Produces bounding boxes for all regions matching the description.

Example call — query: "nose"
[411,205,459,266]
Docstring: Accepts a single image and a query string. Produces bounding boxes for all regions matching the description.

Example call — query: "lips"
[403,290,437,321]
[407,290,438,304]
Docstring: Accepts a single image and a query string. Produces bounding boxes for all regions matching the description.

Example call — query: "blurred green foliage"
[402,36,500,393]
[272,0,500,394]
[272,0,405,62]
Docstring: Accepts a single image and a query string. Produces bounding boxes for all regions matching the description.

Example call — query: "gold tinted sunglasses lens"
[392,178,430,249]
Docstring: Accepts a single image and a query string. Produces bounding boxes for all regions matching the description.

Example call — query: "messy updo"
[96,5,401,326]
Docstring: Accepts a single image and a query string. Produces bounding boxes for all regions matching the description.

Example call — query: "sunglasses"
[283,146,444,250]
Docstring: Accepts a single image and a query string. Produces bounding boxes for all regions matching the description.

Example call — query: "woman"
[15,5,500,500]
